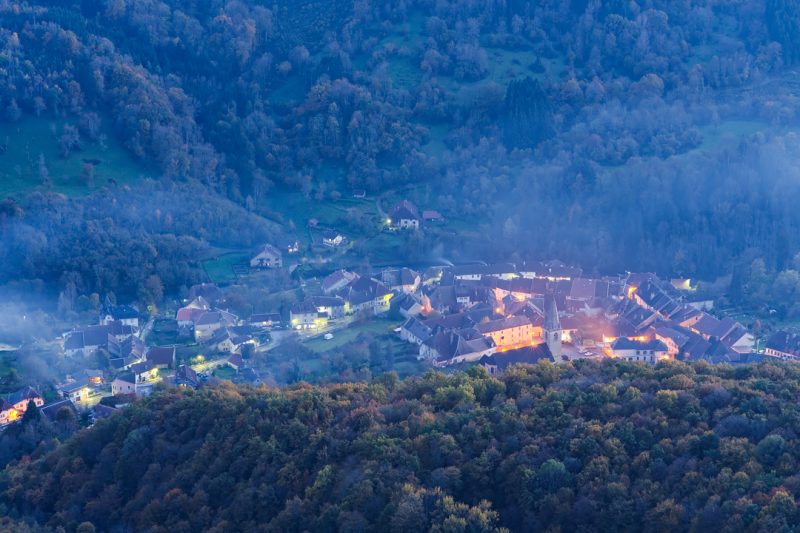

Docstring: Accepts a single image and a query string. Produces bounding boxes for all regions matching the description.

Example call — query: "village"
[2,199,800,429]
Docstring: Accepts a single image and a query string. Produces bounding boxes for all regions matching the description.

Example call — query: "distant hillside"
[4,361,800,531]
[4,0,800,299]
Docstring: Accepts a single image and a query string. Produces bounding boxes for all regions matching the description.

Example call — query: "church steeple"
[543,293,562,358]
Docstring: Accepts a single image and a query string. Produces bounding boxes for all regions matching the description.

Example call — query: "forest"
[2,0,800,305]
[4,361,800,531]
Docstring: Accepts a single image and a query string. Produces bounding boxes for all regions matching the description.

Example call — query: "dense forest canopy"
[5,362,800,531]
[2,0,800,299]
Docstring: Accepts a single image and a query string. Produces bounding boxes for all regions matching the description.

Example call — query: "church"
[478,293,563,374]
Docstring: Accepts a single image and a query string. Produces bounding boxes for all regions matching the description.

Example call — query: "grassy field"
[304,319,403,353]
[202,251,250,284]
[0,116,151,198]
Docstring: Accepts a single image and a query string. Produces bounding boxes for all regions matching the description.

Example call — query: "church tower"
[543,293,562,359]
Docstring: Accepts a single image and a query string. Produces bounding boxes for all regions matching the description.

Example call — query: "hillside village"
[0,200,796,429]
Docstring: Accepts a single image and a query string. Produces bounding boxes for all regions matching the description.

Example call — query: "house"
[322,270,359,294]
[610,338,670,364]
[422,210,444,223]
[339,277,394,314]
[147,346,176,369]
[654,327,691,357]
[309,296,348,319]
[175,365,200,389]
[203,328,238,353]
[109,355,142,372]
[690,313,740,341]
[63,321,136,356]
[421,329,496,366]
[0,386,45,426]
[7,386,44,413]
[290,300,327,330]
[478,344,553,375]
[381,268,421,294]
[390,200,421,230]
[250,244,283,269]
[720,324,755,354]
[394,293,423,318]
[41,399,78,422]
[532,260,582,281]
[228,353,244,371]
[765,331,800,360]
[400,317,433,345]
[107,334,145,360]
[58,379,92,403]
[475,316,535,350]
[176,296,211,326]
[188,283,223,304]
[194,310,238,340]
[100,304,140,328]
[112,373,137,396]
[249,312,282,329]
[130,360,158,383]
[322,230,344,247]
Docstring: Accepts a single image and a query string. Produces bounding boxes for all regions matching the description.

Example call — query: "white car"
[324,333,334,340]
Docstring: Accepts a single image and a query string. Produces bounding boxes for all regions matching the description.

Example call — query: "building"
[100,304,140,328]
[390,200,421,230]
[309,296,348,319]
[63,321,137,356]
[478,344,553,375]
[611,338,669,364]
[290,300,327,330]
[58,379,92,404]
[0,386,45,424]
[475,316,535,350]
[381,268,421,294]
[176,296,211,326]
[543,294,562,360]
[175,365,201,389]
[112,373,137,396]
[147,346,176,369]
[130,360,158,383]
[249,312,282,329]
[421,330,496,367]
[250,244,283,269]
[322,270,359,294]
[322,230,344,247]
[765,331,800,360]
[194,310,238,340]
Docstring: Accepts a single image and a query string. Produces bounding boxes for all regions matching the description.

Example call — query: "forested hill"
[4,362,800,531]
[3,0,800,298]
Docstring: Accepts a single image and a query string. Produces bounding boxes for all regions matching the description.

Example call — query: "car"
[324,333,334,340]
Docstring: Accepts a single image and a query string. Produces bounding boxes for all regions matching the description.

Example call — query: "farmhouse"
[389,200,421,230]
[610,338,669,364]
[250,244,283,269]
[322,230,344,247]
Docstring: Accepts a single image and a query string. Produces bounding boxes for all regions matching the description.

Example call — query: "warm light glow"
[627,286,637,298]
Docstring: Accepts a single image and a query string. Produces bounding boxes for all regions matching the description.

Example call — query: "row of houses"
[290,274,397,330]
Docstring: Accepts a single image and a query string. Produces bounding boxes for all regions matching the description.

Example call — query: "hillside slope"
[4,361,800,531]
